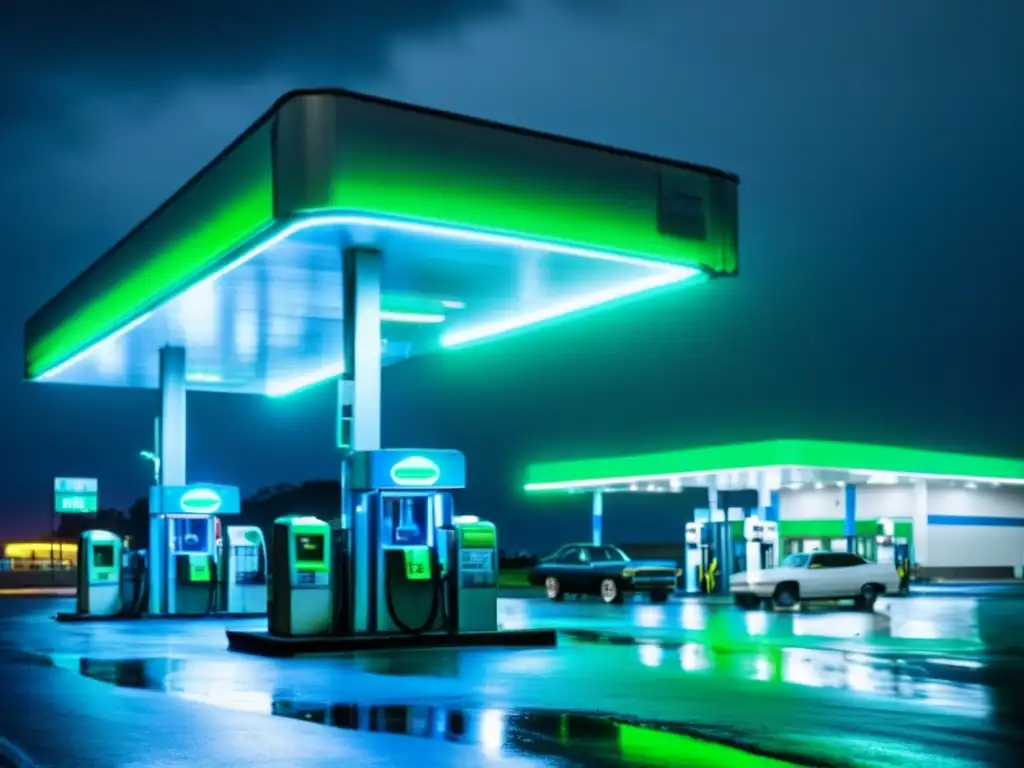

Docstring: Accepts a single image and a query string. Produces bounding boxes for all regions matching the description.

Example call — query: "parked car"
[527,543,679,604]
[729,551,902,611]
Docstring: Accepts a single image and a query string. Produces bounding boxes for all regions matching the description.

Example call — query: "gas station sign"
[390,456,441,487]
[54,477,98,514]
[180,487,223,514]
[149,484,241,516]
[351,449,467,491]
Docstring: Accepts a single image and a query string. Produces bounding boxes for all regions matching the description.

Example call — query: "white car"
[729,551,902,611]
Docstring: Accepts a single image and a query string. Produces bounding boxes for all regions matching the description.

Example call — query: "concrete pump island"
[24,89,740,655]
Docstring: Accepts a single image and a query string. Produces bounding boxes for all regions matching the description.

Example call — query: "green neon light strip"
[524,439,1024,492]
[330,163,728,273]
[771,519,914,539]
[34,213,697,384]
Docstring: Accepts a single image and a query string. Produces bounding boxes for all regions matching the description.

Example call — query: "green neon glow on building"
[524,439,1024,492]
[26,119,277,379]
[617,722,800,767]
[25,91,738,384]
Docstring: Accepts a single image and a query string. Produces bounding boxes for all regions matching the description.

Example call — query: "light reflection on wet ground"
[498,594,1024,656]
[2,595,1024,766]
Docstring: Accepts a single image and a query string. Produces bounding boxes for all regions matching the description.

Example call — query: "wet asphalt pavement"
[0,592,1022,767]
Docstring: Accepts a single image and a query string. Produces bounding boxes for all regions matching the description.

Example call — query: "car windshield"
[782,553,811,568]
[589,546,629,562]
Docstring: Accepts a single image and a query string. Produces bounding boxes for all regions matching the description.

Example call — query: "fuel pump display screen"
[92,544,115,569]
[295,534,325,563]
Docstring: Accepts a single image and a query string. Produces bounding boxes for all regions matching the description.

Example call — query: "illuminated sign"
[179,487,223,514]
[389,456,441,487]
[54,477,98,514]
[685,522,700,546]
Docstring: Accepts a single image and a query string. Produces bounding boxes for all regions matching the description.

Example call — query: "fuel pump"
[269,516,333,636]
[265,450,502,641]
[148,484,240,617]
[743,517,778,573]
[220,525,268,614]
[893,539,911,591]
[449,516,498,633]
[698,523,716,594]
[875,517,911,591]
[684,522,702,594]
[762,521,778,568]
[77,530,123,617]
[343,449,496,638]
[875,518,896,564]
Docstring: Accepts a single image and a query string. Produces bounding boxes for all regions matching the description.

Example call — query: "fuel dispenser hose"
[206,559,219,615]
[383,550,450,636]
[121,554,148,618]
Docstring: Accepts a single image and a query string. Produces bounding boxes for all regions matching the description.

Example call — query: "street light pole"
[140,415,161,486]
[139,451,160,486]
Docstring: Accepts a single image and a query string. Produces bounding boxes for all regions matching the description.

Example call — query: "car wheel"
[650,591,670,604]
[856,584,879,611]
[772,583,799,610]
[599,578,624,604]
[544,576,564,601]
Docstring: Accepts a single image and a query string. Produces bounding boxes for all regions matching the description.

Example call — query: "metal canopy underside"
[523,439,1024,493]
[24,89,740,396]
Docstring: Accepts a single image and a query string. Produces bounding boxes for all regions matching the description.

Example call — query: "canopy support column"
[150,344,187,616]
[591,490,603,546]
[338,246,382,635]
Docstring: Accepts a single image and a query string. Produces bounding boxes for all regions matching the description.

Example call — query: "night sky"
[2,1,1023,550]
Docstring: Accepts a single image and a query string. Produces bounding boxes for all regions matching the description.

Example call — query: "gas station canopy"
[523,439,1024,493]
[24,89,739,397]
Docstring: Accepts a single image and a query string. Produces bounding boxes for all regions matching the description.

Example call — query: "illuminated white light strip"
[524,463,1024,492]
[265,361,345,398]
[440,269,696,347]
[35,212,696,382]
[186,372,223,383]
[380,311,446,324]
[38,311,154,381]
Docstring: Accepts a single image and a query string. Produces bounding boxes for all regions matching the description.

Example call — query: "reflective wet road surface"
[0,592,1022,766]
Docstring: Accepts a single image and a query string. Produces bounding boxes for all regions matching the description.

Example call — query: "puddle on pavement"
[58,656,836,768]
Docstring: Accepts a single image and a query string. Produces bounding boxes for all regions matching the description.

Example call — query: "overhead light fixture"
[186,372,223,384]
[266,361,344,397]
[380,311,446,324]
[33,213,697,383]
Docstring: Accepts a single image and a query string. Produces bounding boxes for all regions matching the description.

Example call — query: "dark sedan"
[527,543,680,603]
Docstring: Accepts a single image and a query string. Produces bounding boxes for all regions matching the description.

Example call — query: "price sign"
[54,477,98,514]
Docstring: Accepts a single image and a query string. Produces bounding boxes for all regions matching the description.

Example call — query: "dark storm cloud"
[0,1,492,123]
[0,0,603,130]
